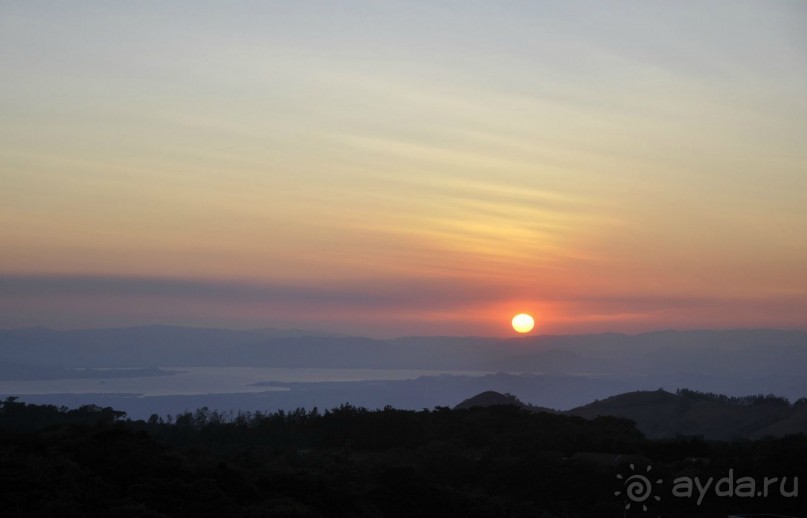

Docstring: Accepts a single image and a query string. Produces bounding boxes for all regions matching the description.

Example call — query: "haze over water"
[0,367,492,397]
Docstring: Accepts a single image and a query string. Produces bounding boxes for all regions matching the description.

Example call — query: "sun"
[511,313,535,334]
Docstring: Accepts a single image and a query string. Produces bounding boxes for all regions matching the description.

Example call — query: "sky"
[1,1,805,337]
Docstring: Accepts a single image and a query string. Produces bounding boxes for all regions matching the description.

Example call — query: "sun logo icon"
[615,463,663,513]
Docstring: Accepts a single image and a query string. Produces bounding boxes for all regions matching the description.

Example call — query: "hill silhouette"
[454,391,559,414]
[568,388,798,439]
[1,395,805,517]
[455,388,807,440]
[453,390,526,409]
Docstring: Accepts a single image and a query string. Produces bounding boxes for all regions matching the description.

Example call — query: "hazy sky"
[1,1,805,336]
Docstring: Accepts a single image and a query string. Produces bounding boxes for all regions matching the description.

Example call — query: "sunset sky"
[1,1,805,337]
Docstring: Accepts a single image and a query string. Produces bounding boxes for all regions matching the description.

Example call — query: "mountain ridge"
[456,388,807,440]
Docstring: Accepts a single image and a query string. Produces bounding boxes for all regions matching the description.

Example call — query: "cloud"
[0,273,510,312]
[0,273,531,334]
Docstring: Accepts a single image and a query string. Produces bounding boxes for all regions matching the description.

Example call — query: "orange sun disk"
[511,313,535,333]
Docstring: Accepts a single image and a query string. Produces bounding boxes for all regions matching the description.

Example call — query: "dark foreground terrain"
[0,396,804,518]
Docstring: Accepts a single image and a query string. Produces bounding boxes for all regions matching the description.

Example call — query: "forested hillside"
[1,397,805,517]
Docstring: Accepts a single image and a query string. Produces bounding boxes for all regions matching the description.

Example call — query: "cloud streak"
[2,274,804,337]
[1,2,805,335]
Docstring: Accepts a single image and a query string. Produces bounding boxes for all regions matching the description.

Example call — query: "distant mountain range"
[455,388,807,440]
[2,325,805,373]
[2,326,807,423]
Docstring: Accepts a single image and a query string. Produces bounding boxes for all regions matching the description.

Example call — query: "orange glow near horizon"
[0,3,805,336]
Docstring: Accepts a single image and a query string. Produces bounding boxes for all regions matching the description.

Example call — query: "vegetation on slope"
[1,395,805,517]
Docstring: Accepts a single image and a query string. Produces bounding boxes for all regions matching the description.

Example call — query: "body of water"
[0,367,492,396]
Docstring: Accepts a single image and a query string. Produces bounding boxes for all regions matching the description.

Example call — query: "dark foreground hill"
[0,397,642,517]
[0,399,807,518]
[567,388,807,440]
[456,388,807,440]
[1,397,805,517]
[453,390,526,409]
[453,390,558,414]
